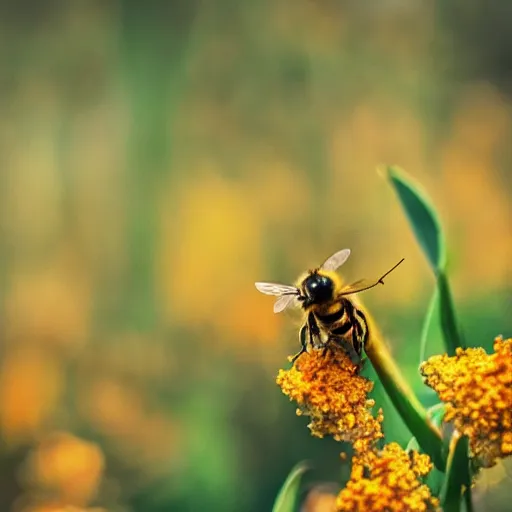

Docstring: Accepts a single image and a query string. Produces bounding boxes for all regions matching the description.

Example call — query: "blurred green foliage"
[0,1,510,512]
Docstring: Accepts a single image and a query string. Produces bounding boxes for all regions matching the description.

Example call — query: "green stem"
[463,486,474,512]
[365,323,446,471]
[419,287,439,364]
[441,433,470,512]
[437,272,466,355]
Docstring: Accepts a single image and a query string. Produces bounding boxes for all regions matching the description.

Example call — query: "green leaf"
[427,403,447,430]
[385,166,446,272]
[419,287,439,364]
[384,166,465,355]
[427,403,452,458]
[272,462,309,512]
[441,433,471,512]
[428,467,447,498]
[406,436,420,453]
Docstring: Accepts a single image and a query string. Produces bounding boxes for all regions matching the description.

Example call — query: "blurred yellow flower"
[157,170,264,338]
[336,443,439,512]
[276,346,383,450]
[420,336,512,468]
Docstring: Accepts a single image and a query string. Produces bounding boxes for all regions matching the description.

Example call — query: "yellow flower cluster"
[420,336,512,468]
[276,346,383,451]
[336,443,439,512]
[276,345,440,511]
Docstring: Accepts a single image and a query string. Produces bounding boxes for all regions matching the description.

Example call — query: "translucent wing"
[320,248,351,272]
[339,279,382,296]
[273,294,298,313]
[255,282,298,296]
[255,282,300,314]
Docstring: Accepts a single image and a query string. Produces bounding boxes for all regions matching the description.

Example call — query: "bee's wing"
[320,248,351,272]
[273,294,298,313]
[255,282,300,314]
[255,282,298,296]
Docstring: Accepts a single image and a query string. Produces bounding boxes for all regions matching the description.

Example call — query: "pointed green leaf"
[384,166,465,355]
[272,462,309,512]
[385,166,446,272]
[441,433,471,512]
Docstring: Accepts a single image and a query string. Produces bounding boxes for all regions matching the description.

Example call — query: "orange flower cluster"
[420,336,512,468]
[336,443,439,512]
[276,346,383,450]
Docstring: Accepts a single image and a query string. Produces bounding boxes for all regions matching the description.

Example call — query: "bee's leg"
[353,308,369,371]
[308,312,320,348]
[335,335,361,365]
[351,328,367,371]
[351,330,362,360]
[290,324,308,363]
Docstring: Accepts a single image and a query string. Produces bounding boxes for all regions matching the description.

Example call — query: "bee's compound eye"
[304,276,318,296]
[305,274,333,302]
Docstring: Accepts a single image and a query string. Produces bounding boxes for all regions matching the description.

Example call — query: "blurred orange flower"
[0,348,62,444]
[20,505,105,512]
[301,485,338,512]
[80,378,180,470]
[24,432,105,506]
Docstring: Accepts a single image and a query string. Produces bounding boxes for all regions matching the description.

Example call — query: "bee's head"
[302,271,334,306]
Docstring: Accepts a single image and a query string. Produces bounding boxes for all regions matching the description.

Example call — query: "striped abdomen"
[314,298,368,356]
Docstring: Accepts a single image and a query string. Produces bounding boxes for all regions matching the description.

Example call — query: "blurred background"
[0,1,511,511]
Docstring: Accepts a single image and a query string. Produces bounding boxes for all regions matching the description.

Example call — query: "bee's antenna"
[376,258,405,285]
[340,258,405,296]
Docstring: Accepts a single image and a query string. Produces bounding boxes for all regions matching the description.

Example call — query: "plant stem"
[362,304,446,470]
[437,272,466,355]
[463,486,474,512]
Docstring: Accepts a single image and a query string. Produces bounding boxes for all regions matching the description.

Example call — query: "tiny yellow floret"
[420,336,512,468]
[336,443,439,511]
[276,346,383,451]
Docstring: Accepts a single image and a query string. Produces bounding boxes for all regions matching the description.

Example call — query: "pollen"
[336,443,439,512]
[276,346,383,450]
[420,336,512,468]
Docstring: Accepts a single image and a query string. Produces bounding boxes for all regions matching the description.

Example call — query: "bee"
[255,249,404,365]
